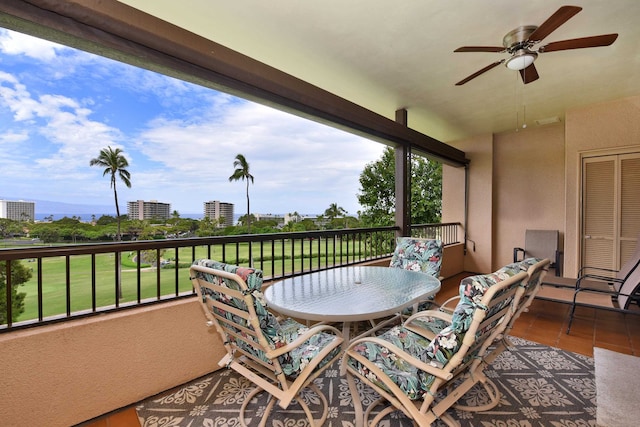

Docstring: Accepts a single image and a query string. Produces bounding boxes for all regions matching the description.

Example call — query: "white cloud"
[0,28,387,216]
[132,99,385,213]
[0,131,28,144]
[0,73,122,171]
[0,29,67,60]
[0,71,39,121]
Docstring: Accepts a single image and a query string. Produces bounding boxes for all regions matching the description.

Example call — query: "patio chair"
[492,258,550,343]
[341,269,529,426]
[514,229,563,276]
[439,258,548,315]
[441,257,549,329]
[389,236,443,313]
[432,257,550,412]
[190,259,343,427]
[566,253,640,333]
[574,233,640,284]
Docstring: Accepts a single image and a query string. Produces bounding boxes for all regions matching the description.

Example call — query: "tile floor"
[79,272,640,427]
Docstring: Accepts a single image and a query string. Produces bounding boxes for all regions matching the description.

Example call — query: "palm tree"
[324,203,347,228]
[228,154,254,233]
[90,146,131,299]
[90,146,131,241]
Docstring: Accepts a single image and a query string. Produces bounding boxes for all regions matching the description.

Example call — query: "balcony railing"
[1,223,460,332]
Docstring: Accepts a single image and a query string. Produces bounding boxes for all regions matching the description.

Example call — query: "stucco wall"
[0,299,226,427]
[442,133,493,273]
[492,124,565,270]
[444,94,640,277]
[440,243,465,278]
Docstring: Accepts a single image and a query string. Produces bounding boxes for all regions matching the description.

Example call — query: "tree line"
[1,145,441,323]
[0,209,360,244]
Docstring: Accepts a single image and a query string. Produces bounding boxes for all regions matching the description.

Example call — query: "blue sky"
[0,28,386,217]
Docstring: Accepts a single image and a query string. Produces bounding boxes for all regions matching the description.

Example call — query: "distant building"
[284,213,325,226]
[0,199,35,221]
[255,213,285,226]
[254,213,281,221]
[204,201,234,227]
[127,200,171,220]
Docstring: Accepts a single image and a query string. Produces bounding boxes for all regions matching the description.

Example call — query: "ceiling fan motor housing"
[503,25,537,52]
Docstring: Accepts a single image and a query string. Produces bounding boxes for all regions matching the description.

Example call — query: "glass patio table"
[263,265,441,346]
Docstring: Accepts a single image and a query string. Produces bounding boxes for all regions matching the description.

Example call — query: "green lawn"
[15,238,384,321]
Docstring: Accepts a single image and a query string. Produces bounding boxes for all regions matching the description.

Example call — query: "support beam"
[0,0,467,166]
[395,109,411,237]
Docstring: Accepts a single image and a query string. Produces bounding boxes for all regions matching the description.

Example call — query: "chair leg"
[346,373,365,427]
[566,296,578,334]
[453,377,500,412]
[239,386,276,427]
[348,373,419,427]
[439,412,461,427]
[304,382,330,426]
[368,404,398,426]
[239,383,329,427]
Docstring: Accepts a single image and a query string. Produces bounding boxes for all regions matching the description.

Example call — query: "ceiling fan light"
[506,51,537,70]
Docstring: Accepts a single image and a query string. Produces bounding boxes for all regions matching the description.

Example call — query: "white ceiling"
[120,0,640,143]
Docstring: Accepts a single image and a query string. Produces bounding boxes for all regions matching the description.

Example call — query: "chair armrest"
[405,309,454,324]
[577,265,619,278]
[403,310,454,340]
[344,336,454,381]
[580,273,623,283]
[576,274,623,290]
[513,247,525,262]
[438,296,460,314]
[266,323,343,358]
[554,250,564,276]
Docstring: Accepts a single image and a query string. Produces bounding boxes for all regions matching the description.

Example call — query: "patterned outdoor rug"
[136,337,596,426]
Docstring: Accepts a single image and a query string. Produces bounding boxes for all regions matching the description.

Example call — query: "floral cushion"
[442,271,516,350]
[346,270,518,400]
[421,259,543,361]
[389,237,443,276]
[348,326,434,400]
[192,259,340,379]
[390,237,443,311]
[498,257,546,288]
[496,258,535,276]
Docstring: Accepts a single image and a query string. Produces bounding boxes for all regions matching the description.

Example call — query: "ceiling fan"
[454,5,618,86]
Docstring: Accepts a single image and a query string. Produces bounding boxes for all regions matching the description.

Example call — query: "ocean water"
[35,213,207,222]
[34,213,113,222]
[31,213,267,222]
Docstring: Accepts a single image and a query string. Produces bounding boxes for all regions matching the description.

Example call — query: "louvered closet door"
[582,152,640,275]
[620,154,640,262]
[583,156,616,273]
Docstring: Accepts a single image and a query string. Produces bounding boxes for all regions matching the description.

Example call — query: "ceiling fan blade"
[519,63,539,84]
[528,5,582,42]
[540,33,619,52]
[455,61,504,86]
[454,46,505,53]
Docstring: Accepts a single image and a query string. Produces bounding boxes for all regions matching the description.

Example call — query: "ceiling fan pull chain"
[514,71,520,131]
